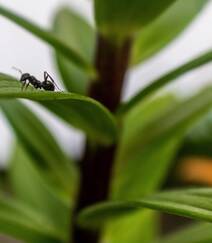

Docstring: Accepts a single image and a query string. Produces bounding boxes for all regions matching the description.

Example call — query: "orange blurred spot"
[178,157,212,185]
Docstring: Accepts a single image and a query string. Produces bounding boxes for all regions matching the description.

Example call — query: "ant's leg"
[44,71,61,91]
[25,82,30,90]
[22,80,30,91]
[44,71,54,82]
[44,71,48,81]
[21,81,26,91]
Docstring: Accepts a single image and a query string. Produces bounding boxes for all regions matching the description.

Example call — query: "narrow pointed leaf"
[53,7,95,94]
[0,194,64,243]
[9,145,70,238]
[132,0,208,65]
[113,95,180,199]
[103,210,158,243]
[94,0,176,42]
[113,88,212,200]
[180,111,212,157]
[0,99,74,191]
[107,88,212,241]
[0,5,95,76]
[120,50,212,113]
[0,74,117,144]
[108,62,212,241]
[78,188,212,228]
[156,222,212,243]
[105,95,178,243]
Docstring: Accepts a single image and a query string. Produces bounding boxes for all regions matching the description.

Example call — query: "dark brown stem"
[72,35,132,243]
[90,35,132,112]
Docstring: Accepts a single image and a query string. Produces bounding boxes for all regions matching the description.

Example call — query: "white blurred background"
[0,0,212,165]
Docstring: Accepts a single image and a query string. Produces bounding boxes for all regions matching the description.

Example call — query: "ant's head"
[12,67,30,81]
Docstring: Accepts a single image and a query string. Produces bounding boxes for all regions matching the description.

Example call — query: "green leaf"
[9,145,70,239]
[0,169,8,192]
[120,50,212,113]
[107,88,212,241]
[113,95,180,200]
[0,5,95,77]
[156,222,212,243]
[94,0,176,42]
[0,99,75,192]
[0,73,117,144]
[104,88,212,241]
[180,111,212,157]
[114,87,212,199]
[132,0,208,65]
[0,193,64,243]
[104,95,178,243]
[103,210,158,243]
[53,7,95,94]
[78,188,212,228]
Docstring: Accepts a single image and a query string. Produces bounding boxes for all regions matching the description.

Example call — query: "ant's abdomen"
[42,81,55,91]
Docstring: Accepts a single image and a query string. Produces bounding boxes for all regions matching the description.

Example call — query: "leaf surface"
[0,99,74,191]
[94,0,176,42]
[9,146,70,239]
[0,194,64,243]
[114,87,212,199]
[0,74,117,144]
[132,0,208,65]
[156,222,212,243]
[78,188,212,228]
[180,111,212,157]
[105,95,178,243]
[113,95,180,199]
[53,7,95,94]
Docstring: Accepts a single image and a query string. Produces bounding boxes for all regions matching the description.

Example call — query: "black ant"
[13,67,61,91]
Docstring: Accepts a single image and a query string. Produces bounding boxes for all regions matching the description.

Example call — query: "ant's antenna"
[12,66,23,75]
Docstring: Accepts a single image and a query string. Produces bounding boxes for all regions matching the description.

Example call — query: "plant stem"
[72,35,132,243]
[89,35,132,112]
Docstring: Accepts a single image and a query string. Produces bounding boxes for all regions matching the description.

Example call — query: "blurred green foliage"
[0,1,212,243]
